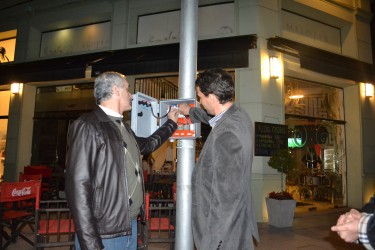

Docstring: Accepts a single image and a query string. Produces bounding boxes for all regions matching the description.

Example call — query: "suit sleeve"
[188,107,212,124]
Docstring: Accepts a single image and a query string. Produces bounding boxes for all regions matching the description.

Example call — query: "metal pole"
[175,0,198,250]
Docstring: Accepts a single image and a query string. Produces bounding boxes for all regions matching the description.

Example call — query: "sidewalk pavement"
[4,204,366,250]
[254,206,365,250]
[149,205,366,250]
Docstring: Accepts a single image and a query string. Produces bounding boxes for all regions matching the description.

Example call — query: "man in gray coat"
[179,69,259,250]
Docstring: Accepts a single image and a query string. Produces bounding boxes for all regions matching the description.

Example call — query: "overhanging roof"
[0,52,110,84]
[268,37,375,83]
[0,35,257,84]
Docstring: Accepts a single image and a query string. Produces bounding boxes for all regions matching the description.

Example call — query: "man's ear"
[112,85,120,97]
[208,93,218,104]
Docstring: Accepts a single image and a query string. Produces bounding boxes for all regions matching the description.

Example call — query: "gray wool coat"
[189,103,259,250]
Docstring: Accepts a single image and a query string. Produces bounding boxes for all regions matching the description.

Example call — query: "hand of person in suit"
[178,103,191,116]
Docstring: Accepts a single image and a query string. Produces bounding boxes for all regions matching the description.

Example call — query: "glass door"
[0,90,10,181]
[284,77,346,207]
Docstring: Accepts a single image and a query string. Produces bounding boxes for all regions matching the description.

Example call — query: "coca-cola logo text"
[12,187,32,196]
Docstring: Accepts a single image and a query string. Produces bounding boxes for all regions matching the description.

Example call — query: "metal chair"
[34,199,75,249]
[0,180,41,249]
[18,173,43,232]
[139,193,175,250]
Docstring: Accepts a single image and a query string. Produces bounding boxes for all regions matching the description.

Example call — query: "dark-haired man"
[179,68,259,250]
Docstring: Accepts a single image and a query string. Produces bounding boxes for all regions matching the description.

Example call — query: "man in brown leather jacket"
[65,71,178,250]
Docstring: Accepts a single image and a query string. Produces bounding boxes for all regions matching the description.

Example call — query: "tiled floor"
[3,203,366,250]
[255,205,365,250]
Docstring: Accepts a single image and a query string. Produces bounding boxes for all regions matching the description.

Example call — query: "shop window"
[285,78,344,120]
[134,72,235,155]
[284,77,346,207]
[32,83,95,168]
[135,76,179,100]
[0,90,10,180]
[40,22,110,57]
[136,3,234,45]
[134,71,235,101]
[0,29,17,63]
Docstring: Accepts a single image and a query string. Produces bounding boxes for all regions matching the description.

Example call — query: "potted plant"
[266,148,298,228]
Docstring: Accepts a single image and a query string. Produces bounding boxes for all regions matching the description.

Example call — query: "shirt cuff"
[358,213,375,250]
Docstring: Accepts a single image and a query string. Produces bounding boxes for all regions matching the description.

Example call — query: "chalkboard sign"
[254,122,288,156]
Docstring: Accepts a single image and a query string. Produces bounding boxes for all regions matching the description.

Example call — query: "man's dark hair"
[195,68,234,104]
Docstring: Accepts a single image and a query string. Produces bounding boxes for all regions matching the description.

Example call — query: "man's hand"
[178,103,191,116]
[168,108,179,123]
[331,209,361,242]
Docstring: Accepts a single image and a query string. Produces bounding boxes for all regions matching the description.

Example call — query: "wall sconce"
[365,83,374,97]
[269,56,281,79]
[11,83,22,94]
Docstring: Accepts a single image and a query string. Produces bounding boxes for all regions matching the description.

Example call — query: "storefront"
[0,0,374,223]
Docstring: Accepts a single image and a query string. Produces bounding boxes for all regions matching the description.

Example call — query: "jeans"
[75,218,138,250]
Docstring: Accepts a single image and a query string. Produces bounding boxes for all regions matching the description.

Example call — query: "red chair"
[0,180,41,249]
[24,166,53,179]
[19,172,43,182]
[18,173,43,208]
[141,193,175,248]
[24,166,53,199]
[34,199,75,249]
[143,170,149,183]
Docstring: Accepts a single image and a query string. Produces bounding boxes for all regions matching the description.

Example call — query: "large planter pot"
[265,197,296,228]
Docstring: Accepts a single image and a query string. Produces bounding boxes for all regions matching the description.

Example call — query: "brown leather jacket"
[65,106,176,250]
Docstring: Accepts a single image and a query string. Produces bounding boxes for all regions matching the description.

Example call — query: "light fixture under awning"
[289,95,304,99]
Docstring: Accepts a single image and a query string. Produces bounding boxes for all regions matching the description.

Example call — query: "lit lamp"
[269,56,281,79]
[11,83,22,94]
[289,94,304,99]
[365,83,374,97]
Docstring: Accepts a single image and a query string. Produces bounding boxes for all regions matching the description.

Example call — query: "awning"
[268,37,375,83]
[92,35,257,75]
[0,35,257,84]
[0,51,111,84]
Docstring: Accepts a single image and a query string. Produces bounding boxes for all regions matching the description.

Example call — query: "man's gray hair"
[94,71,125,104]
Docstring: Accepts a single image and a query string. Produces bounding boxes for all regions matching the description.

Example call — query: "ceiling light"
[289,95,304,99]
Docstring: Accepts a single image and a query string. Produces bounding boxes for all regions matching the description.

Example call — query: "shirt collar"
[99,105,123,118]
[209,108,229,127]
